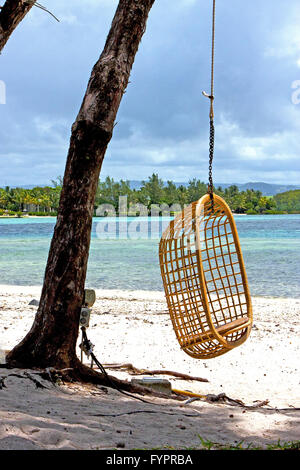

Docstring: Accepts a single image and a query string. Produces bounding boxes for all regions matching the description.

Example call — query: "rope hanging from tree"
[202,0,216,208]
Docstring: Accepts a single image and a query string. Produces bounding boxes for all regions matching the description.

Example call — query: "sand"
[0,284,299,450]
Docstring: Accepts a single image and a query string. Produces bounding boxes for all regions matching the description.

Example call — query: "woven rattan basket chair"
[159,193,253,359]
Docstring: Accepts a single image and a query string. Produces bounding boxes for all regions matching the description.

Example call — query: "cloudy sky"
[1,0,300,187]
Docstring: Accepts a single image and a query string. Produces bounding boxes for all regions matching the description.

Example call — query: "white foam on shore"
[1,283,299,302]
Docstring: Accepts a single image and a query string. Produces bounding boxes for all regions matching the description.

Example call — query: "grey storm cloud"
[0,0,300,186]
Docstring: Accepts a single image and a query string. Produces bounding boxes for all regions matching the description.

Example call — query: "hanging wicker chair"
[159,193,253,359]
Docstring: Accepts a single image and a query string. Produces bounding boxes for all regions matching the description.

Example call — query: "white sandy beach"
[0,284,299,450]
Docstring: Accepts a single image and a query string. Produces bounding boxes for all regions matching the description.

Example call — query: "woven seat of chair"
[159,193,253,359]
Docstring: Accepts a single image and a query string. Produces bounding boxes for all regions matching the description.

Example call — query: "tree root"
[62,360,184,402]
[0,359,183,402]
[0,370,53,390]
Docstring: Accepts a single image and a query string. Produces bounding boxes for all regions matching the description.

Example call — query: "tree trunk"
[6,0,155,371]
[0,0,36,53]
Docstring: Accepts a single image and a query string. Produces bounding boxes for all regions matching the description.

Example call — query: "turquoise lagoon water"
[0,214,299,298]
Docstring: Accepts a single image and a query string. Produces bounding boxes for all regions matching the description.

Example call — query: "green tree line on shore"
[0,184,61,216]
[0,174,299,216]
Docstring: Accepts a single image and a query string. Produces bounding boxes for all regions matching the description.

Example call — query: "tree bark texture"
[0,0,36,53]
[6,0,155,369]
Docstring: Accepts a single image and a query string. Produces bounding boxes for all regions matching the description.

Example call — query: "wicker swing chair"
[159,193,253,359]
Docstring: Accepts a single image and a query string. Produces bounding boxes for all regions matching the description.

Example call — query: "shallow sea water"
[0,214,299,298]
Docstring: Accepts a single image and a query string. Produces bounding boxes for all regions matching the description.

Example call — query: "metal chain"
[208,117,215,205]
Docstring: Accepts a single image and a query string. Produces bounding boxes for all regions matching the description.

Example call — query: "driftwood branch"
[101,363,209,383]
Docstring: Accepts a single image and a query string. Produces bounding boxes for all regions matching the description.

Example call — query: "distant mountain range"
[129,181,300,196]
[2,181,300,196]
[216,182,300,196]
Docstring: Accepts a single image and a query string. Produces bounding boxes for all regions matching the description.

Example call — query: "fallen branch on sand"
[202,393,270,408]
[184,393,300,413]
[100,363,209,382]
